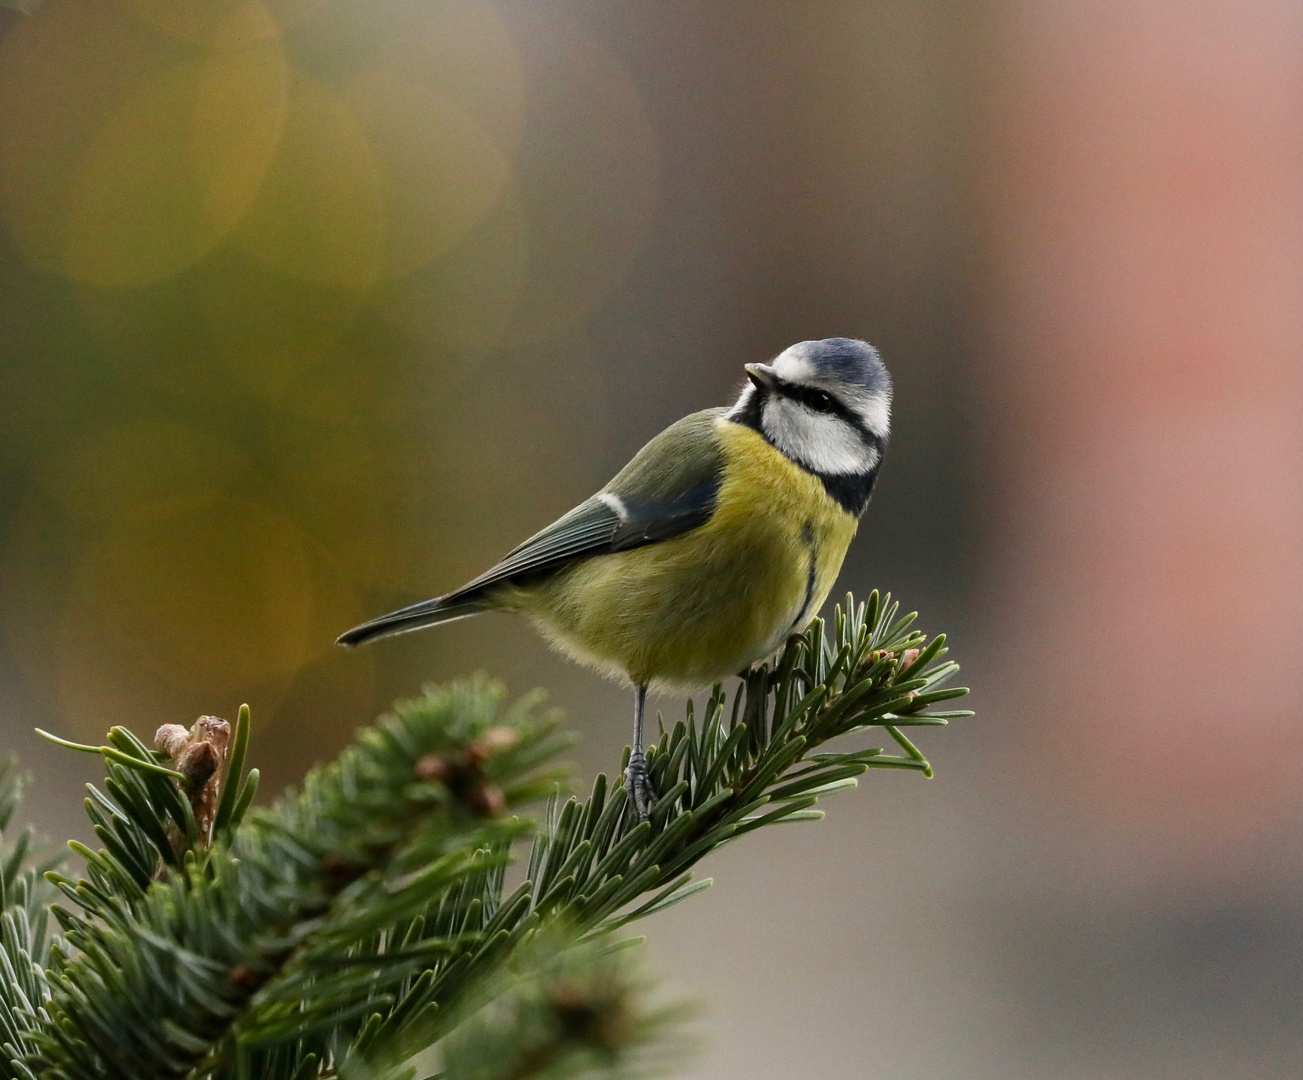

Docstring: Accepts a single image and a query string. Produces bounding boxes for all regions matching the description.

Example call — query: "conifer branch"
[349,592,970,1073]
[432,934,690,1080]
[9,591,968,1079]
[26,682,569,1079]
[0,759,60,1080]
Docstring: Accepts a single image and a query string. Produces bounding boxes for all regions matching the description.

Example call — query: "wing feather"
[338,409,728,647]
[446,408,728,599]
[447,500,622,598]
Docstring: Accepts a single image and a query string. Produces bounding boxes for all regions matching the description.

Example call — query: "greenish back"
[603,408,727,506]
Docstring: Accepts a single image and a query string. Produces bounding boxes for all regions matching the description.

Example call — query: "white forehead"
[772,343,819,383]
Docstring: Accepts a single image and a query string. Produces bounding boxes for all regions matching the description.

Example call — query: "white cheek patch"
[847,388,891,439]
[761,399,879,476]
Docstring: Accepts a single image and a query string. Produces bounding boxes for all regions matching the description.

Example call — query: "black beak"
[744,363,780,391]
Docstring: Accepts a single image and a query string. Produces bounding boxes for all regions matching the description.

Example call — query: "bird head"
[730,338,891,476]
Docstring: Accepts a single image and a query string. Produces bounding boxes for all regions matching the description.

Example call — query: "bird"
[338,338,892,820]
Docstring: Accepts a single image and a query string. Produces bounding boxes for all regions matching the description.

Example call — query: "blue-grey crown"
[789,337,890,392]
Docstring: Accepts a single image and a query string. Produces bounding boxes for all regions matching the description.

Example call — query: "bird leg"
[624,683,656,821]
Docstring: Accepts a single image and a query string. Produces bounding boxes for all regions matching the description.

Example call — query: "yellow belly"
[507,419,858,690]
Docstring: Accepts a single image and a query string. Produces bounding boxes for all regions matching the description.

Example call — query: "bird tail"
[336,594,489,648]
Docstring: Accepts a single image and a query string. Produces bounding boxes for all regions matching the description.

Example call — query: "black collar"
[728,394,883,515]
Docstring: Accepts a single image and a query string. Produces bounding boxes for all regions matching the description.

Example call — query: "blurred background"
[1,0,1300,1076]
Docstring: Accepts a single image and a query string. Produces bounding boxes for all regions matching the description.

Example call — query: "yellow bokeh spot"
[233,73,384,291]
[376,0,527,157]
[32,419,251,525]
[0,0,166,275]
[114,0,324,44]
[344,65,511,279]
[62,38,289,287]
[55,495,315,739]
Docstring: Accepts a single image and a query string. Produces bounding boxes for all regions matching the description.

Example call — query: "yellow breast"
[517,419,859,690]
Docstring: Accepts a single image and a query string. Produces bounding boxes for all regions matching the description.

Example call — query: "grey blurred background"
[1,1,1300,1077]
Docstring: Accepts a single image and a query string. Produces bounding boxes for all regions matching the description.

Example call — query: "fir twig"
[433,933,691,1080]
[26,680,569,1079]
[14,591,968,1079]
[351,592,970,1072]
[0,758,60,1080]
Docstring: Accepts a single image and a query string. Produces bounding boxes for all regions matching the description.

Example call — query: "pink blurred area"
[0,1,1300,1077]
[982,0,1303,879]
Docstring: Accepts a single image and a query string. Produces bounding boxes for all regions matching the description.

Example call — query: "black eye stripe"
[770,379,886,453]
[779,381,846,417]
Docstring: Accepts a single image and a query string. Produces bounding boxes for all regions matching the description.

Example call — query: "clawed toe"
[624,750,657,822]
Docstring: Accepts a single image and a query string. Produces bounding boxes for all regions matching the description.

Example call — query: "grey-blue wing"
[337,409,725,647]
[445,407,728,599]
[448,498,624,597]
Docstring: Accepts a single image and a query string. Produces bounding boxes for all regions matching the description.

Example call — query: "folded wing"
[337,408,727,647]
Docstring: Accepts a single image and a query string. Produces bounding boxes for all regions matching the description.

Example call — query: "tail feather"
[336,595,488,647]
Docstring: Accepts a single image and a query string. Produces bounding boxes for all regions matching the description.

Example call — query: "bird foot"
[624,750,657,822]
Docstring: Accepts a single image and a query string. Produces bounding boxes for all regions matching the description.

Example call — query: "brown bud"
[548,978,589,1013]
[177,741,220,789]
[549,981,599,1040]
[467,784,506,817]
[899,648,921,670]
[321,854,367,883]
[154,724,190,759]
[154,715,233,854]
[548,977,629,1050]
[229,964,266,990]
[415,754,453,782]
[192,715,231,758]
[466,726,518,765]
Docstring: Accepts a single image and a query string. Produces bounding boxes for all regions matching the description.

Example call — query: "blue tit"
[339,337,892,819]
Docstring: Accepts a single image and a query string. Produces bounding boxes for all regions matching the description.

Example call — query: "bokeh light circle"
[343,65,510,280]
[55,495,315,740]
[233,72,384,291]
[0,0,289,288]
[0,0,164,276]
[114,0,326,43]
[62,39,289,287]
